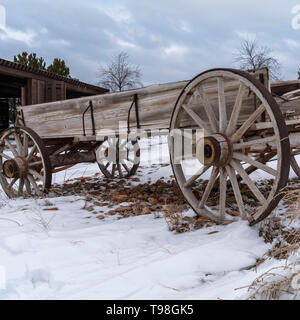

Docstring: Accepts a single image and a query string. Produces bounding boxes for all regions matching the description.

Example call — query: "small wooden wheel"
[0,127,52,198]
[169,68,290,226]
[96,137,140,178]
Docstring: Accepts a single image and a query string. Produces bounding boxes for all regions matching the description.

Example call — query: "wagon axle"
[3,157,28,179]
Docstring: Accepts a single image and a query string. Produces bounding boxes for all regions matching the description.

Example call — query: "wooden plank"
[20,81,188,138]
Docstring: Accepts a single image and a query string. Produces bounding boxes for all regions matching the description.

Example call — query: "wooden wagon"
[1,68,300,226]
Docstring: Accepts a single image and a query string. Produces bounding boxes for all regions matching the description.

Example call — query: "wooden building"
[0,58,108,131]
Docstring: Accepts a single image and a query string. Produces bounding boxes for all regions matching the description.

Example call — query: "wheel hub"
[197,134,232,167]
[3,157,28,179]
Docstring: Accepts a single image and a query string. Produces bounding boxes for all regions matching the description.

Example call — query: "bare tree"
[97,52,143,92]
[234,39,282,80]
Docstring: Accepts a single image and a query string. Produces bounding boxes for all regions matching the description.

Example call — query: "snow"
[0,138,298,300]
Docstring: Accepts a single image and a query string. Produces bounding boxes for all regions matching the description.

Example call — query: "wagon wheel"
[169,68,290,226]
[0,127,52,198]
[96,137,140,178]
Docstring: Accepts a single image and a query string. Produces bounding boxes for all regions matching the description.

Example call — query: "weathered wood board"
[18,81,188,138]
[17,69,270,139]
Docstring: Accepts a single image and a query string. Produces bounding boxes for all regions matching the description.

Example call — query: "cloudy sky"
[0,0,300,86]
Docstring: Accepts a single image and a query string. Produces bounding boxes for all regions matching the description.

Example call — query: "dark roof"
[0,58,108,93]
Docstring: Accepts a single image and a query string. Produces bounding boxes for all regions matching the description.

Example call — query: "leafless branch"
[234,39,282,81]
[97,52,143,92]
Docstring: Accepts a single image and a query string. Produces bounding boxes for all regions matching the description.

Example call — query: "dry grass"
[164,210,216,233]
[239,224,300,300]
[245,258,300,300]
[244,184,300,300]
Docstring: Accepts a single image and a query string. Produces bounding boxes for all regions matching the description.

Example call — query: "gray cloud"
[0,0,299,86]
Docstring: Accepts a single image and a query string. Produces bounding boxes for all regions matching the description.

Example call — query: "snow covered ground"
[0,138,298,300]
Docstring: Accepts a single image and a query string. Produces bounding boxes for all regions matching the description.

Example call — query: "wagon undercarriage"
[1,67,300,226]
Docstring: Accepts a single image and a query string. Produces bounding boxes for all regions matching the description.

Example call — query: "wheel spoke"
[231,104,265,142]
[24,178,31,194]
[198,167,219,209]
[119,140,128,150]
[184,165,210,188]
[27,145,37,161]
[226,165,247,220]
[233,152,277,176]
[111,164,116,177]
[0,152,12,160]
[8,177,18,190]
[28,161,42,168]
[18,178,24,196]
[23,134,29,157]
[217,77,227,133]
[5,139,18,158]
[122,163,131,173]
[196,86,218,132]
[108,138,115,148]
[27,174,42,195]
[219,168,227,219]
[117,164,124,178]
[182,104,212,133]
[14,132,24,156]
[226,84,246,136]
[233,136,277,151]
[29,169,43,181]
[230,159,266,205]
[290,155,300,178]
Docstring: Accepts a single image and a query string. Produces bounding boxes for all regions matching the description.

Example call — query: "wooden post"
[21,87,26,106]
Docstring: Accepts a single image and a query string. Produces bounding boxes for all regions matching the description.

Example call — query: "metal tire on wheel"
[0,126,52,198]
[169,68,290,226]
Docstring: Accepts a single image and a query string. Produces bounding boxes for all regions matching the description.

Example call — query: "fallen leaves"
[93,201,108,207]
[49,167,218,233]
[112,195,128,203]
[50,174,190,222]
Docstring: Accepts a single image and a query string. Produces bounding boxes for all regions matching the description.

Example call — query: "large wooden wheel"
[96,137,140,178]
[169,69,290,226]
[0,127,52,198]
